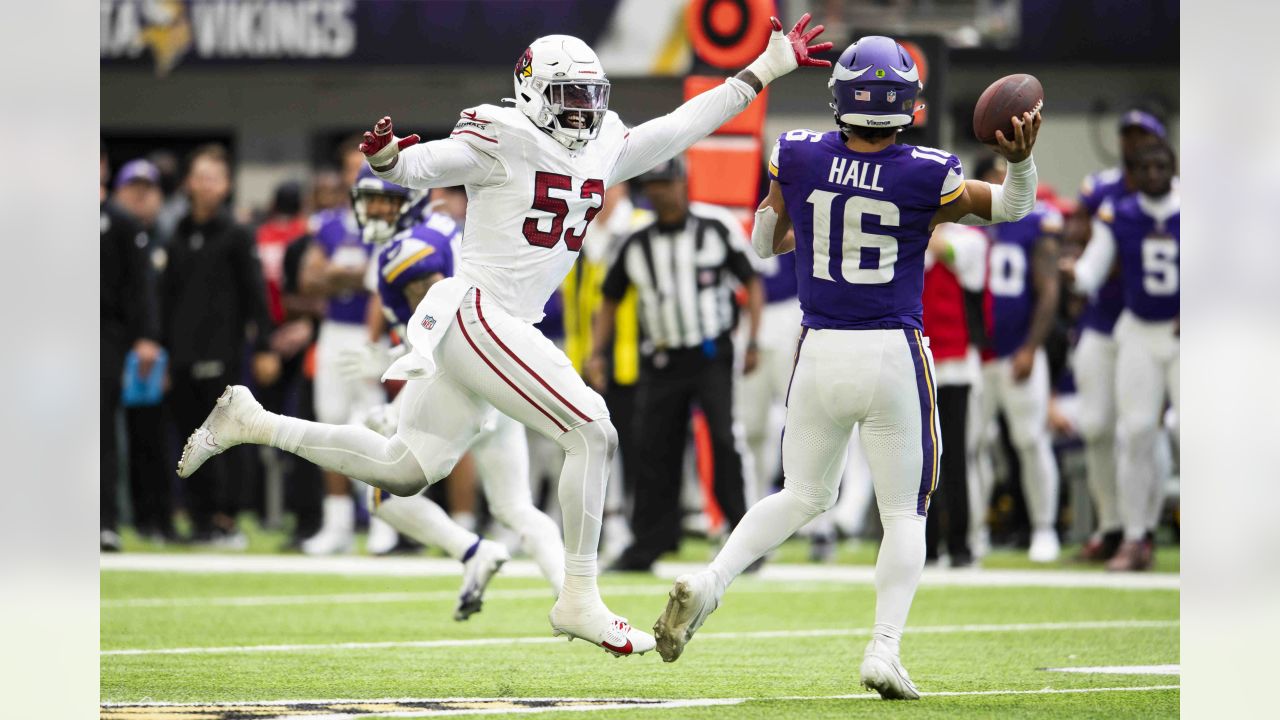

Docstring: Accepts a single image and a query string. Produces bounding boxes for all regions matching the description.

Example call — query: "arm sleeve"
[231,227,276,351]
[600,239,633,301]
[374,136,507,190]
[1074,216,1117,296]
[608,78,757,184]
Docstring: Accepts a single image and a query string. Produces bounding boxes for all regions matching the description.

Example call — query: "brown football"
[972,73,1044,144]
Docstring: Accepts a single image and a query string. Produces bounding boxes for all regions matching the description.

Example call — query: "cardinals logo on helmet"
[515,47,533,79]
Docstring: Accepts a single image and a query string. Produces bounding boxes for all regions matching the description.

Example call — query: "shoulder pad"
[1097,197,1115,224]
[450,104,512,151]
[1037,204,1065,234]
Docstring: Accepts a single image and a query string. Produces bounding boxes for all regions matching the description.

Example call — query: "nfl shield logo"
[421,314,436,330]
[887,90,897,102]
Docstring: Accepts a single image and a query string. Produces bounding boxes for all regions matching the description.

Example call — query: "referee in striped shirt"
[588,156,764,572]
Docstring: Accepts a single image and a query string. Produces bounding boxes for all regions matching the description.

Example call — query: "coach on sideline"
[588,156,764,572]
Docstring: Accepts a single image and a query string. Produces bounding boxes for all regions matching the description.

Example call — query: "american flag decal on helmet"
[854,89,870,101]
[421,314,436,330]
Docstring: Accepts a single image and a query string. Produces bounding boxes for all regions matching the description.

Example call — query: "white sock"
[319,495,355,535]
[268,415,424,495]
[560,553,600,606]
[873,513,926,650]
[709,487,821,598]
[1018,438,1060,530]
[375,494,477,559]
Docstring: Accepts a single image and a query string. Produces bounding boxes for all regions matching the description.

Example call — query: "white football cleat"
[1028,528,1061,563]
[177,385,267,478]
[653,571,719,663]
[454,539,510,621]
[860,638,920,700]
[549,599,655,657]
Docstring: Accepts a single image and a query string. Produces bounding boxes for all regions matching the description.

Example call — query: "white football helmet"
[512,35,610,151]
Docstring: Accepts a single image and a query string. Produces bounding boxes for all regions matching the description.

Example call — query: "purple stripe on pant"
[903,329,938,516]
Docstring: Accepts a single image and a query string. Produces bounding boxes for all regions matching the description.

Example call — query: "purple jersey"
[1101,194,1180,321]
[311,208,371,324]
[770,130,965,331]
[983,203,1064,358]
[761,251,798,304]
[375,214,456,327]
[1077,167,1127,334]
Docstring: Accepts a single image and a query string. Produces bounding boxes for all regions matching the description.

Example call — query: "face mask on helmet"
[827,36,924,132]
[511,36,610,151]
[351,178,411,245]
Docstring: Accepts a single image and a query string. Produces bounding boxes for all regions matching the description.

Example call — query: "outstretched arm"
[360,116,506,189]
[932,110,1042,228]
[609,14,831,184]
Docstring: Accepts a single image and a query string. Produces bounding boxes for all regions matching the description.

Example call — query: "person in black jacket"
[101,149,162,551]
[160,144,280,545]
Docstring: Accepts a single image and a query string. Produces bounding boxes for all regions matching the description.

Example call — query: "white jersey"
[374,78,757,323]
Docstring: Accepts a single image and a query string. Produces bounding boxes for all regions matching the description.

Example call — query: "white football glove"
[744,14,833,87]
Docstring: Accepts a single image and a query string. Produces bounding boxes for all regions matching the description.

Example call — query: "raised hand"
[744,12,833,88]
[775,13,833,68]
[990,110,1041,163]
[360,116,421,171]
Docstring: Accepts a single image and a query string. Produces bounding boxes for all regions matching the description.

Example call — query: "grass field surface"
[101,529,1179,719]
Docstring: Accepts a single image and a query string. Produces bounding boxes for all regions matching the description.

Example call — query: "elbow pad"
[752,206,779,258]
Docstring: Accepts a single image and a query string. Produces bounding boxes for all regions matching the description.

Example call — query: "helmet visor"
[551,81,610,111]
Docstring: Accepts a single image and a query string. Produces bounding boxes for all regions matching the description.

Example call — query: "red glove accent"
[358,116,421,158]
[774,13,834,68]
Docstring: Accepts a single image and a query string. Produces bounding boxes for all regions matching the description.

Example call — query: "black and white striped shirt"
[602,203,757,352]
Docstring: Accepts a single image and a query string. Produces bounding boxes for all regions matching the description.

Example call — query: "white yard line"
[100,553,1180,590]
[1045,664,1180,675]
[101,686,1180,719]
[101,619,1177,657]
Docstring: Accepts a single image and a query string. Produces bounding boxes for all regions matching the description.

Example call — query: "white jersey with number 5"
[373,79,758,323]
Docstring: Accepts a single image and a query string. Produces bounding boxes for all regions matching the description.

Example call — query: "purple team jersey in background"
[1105,194,1180,321]
[376,215,457,326]
[984,203,1064,358]
[761,251,799,304]
[773,130,962,331]
[1076,167,1127,335]
[312,208,371,324]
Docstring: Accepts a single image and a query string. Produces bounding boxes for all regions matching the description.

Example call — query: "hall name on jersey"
[827,157,885,192]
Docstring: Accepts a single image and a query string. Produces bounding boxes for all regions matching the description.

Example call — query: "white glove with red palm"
[745,13,833,87]
[359,116,422,172]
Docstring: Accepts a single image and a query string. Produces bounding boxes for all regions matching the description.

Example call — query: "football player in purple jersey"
[654,36,1041,698]
[1067,140,1179,572]
[970,155,1065,564]
[1064,109,1168,562]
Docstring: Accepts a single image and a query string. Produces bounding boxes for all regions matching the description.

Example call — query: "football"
[972,73,1044,143]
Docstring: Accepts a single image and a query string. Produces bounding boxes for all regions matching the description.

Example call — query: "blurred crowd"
[101,111,1178,572]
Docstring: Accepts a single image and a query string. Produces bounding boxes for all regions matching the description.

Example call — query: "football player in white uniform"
[179,14,831,657]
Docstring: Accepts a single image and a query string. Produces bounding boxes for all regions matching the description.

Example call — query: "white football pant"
[1071,328,1121,535]
[977,348,1060,531]
[1113,312,1179,542]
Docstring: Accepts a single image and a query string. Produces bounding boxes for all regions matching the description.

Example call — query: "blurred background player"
[161,143,279,545]
[296,137,385,555]
[654,36,1042,700]
[101,152,163,551]
[1064,109,1168,562]
[921,222,988,566]
[970,155,1064,563]
[110,159,174,544]
[1067,140,1179,571]
[588,156,763,573]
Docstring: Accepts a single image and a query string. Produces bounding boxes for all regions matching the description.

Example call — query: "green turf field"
[100,533,1179,719]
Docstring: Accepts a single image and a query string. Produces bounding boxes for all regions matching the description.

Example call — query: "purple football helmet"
[828,36,922,130]
[352,165,414,244]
